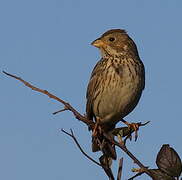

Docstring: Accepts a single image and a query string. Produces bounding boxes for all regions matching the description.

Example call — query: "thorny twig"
[3,71,152,179]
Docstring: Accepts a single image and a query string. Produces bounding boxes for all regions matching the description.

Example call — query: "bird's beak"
[91,38,106,48]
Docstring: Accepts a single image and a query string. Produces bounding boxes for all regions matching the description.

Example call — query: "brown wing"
[86,59,104,121]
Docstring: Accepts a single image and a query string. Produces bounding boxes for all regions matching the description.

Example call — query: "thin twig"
[53,107,68,115]
[62,130,115,180]
[139,121,150,127]
[128,172,144,180]
[117,158,123,180]
[61,128,101,167]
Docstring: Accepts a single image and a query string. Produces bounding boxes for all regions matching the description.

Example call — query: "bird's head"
[91,29,138,57]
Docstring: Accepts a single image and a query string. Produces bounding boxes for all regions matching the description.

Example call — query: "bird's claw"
[122,121,139,141]
[129,123,139,141]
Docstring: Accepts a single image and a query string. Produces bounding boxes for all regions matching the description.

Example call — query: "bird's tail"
[92,132,117,160]
[92,133,116,178]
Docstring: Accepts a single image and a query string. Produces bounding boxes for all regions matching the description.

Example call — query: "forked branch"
[3,71,152,179]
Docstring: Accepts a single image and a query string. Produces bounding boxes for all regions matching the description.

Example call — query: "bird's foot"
[121,119,139,141]
[112,121,150,144]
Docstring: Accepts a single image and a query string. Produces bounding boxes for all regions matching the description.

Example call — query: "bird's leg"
[121,119,139,141]
[92,117,102,137]
[92,121,99,136]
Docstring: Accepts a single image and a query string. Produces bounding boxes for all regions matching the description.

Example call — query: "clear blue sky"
[1,0,182,179]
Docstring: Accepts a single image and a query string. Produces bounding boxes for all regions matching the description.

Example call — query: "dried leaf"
[149,169,175,180]
[156,144,182,177]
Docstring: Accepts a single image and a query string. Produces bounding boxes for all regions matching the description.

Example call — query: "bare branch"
[3,71,94,129]
[61,128,101,167]
[117,158,123,180]
[102,132,152,178]
[62,128,116,180]
[3,71,152,179]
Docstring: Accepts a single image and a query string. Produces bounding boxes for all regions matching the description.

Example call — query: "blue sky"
[1,0,182,179]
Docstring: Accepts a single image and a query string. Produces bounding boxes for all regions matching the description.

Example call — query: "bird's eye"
[109,37,115,42]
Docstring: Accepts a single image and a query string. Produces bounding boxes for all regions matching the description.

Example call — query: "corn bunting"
[86,29,145,160]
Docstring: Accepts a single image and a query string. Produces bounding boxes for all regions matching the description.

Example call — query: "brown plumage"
[86,29,145,159]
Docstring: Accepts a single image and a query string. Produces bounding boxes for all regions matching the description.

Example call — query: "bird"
[86,29,145,161]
